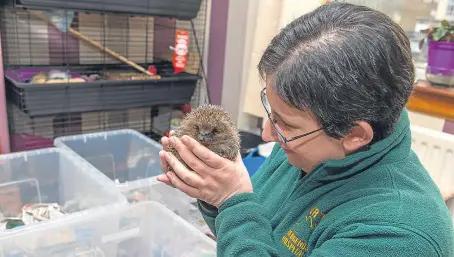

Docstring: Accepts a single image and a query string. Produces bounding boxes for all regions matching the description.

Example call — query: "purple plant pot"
[426,40,454,86]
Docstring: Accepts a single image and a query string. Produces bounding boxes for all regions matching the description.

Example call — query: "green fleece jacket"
[198,109,454,256]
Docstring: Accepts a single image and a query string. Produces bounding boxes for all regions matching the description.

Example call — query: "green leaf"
[432,27,448,41]
[441,20,450,28]
[5,219,25,229]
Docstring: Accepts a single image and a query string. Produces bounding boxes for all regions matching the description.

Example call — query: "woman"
[158,3,454,256]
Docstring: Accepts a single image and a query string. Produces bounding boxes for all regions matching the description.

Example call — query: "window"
[447,0,454,19]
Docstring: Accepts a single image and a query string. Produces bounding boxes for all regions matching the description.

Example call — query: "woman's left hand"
[157,135,253,208]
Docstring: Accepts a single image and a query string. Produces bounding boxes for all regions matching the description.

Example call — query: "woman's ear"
[342,121,374,153]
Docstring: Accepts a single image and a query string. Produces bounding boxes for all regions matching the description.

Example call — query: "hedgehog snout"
[198,133,214,142]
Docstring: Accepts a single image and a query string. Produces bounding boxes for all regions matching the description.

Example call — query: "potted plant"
[421,20,454,87]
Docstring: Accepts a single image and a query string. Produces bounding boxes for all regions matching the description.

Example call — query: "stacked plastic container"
[0,130,217,256]
[1,201,216,256]
[0,148,127,253]
[54,129,198,220]
[0,147,126,217]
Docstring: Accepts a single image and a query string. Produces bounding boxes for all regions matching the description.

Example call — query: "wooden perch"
[30,10,155,76]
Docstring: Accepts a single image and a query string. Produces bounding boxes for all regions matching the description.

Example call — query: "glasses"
[261,88,323,144]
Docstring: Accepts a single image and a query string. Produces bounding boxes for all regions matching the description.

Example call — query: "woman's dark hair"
[258,3,414,142]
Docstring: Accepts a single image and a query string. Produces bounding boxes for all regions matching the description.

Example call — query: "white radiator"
[410,125,454,218]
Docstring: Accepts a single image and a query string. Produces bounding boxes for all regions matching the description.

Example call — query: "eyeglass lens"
[261,90,287,143]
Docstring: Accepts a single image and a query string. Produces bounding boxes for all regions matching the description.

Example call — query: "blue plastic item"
[242,148,266,177]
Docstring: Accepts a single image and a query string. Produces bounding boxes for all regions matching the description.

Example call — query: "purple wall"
[207,0,229,105]
[0,36,10,154]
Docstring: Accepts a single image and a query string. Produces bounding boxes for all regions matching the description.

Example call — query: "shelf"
[1,0,202,20]
[407,80,454,121]
[5,62,199,117]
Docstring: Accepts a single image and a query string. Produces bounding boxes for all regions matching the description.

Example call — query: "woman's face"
[261,86,347,172]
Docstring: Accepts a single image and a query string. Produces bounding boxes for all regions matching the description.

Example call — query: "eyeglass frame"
[261,88,323,144]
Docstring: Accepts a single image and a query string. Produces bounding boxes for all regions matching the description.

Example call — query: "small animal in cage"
[30,72,48,84]
[28,70,86,84]
[166,104,240,173]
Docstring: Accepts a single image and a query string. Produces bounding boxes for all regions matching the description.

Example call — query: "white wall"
[221,0,322,133]
[221,0,265,133]
[220,0,252,129]
[279,0,321,28]
[408,111,446,132]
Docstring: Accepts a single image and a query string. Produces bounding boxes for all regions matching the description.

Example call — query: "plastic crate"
[1,0,202,20]
[0,201,216,256]
[239,131,264,158]
[54,130,201,222]
[0,147,127,229]
[242,148,265,177]
[4,64,199,117]
[54,129,163,185]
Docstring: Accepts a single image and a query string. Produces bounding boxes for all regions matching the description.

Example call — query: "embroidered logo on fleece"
[281,229,307,257]
[304,207,326,230]
[282,206,328,256]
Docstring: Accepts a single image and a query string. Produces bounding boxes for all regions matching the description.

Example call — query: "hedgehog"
[166,104,241,173]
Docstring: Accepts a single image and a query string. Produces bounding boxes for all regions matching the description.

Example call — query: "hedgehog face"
[177,104,237,147]
[196,123,217,143]
[172,104,240,161]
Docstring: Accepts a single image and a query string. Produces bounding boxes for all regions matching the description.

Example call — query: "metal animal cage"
[0,0,209,152]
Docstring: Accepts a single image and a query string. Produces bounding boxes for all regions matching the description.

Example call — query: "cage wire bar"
[0,0,208,152]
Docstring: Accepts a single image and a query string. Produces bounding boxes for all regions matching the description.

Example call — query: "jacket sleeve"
[214,192,281,256]
[197,199,218,236]
[309,223,448,257]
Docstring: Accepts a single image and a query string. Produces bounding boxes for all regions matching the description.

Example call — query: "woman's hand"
[157,135,253,208]
[158,130,176,188]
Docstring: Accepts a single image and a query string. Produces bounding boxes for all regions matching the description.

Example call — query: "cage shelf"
[5,62,199,117]
[1,0,202,20]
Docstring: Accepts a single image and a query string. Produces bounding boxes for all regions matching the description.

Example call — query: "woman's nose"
[262,119,278,143]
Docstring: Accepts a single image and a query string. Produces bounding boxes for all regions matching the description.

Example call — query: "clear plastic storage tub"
[54,129,163,185]
[54,130,197,215]
[141,180,213,236]
[0,201,216,256]
[0,148,126,230]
